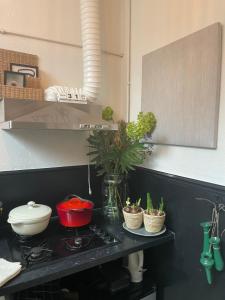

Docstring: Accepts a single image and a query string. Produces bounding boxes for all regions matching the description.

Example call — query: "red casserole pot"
[56,194,94,227]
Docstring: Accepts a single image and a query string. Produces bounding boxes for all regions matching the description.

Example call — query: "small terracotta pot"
[123,208,143,230]
[143,210,165,233]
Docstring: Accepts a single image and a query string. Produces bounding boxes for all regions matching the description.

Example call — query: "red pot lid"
[57,197,94,210]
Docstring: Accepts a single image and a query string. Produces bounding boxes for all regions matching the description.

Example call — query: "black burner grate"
[21,240,53,268]
[8,221,119,271]
[63,235,93,251]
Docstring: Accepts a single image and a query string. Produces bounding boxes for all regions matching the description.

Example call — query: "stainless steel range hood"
[0,99,117,130]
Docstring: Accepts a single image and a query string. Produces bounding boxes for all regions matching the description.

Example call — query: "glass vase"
[102,174,128,223]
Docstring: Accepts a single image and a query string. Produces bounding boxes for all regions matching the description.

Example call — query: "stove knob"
[99,231,107,238]
[103,234,114,244]
[89,224,97,232]
[95,228,104,236]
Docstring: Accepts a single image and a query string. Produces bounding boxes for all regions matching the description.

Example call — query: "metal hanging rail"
[0,28,124,58]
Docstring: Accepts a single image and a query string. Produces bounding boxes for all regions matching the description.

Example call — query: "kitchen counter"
[0,211,174,296]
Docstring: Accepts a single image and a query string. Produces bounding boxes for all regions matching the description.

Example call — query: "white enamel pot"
[7,201,52,236]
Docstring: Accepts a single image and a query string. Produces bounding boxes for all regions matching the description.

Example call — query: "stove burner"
[8,221,120,272]
[30,246,44,259]
[63,236,93,251]
[74,237,82,246]
[89,224,97,232]
[22,240,53,267]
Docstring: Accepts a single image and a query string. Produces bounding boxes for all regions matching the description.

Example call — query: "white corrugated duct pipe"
[45,0,101,102]
[80,0,101,101]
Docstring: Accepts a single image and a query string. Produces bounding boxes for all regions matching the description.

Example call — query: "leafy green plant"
[124,197,142,214]
[145,193,165,216]
[146,192,154,214]
[158,197,164,215]
[87,109,156,176]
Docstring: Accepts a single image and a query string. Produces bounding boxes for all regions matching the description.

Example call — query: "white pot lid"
[9,201,52,222]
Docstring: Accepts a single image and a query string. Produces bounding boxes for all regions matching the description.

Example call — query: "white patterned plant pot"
[143,211,165,233]
[123,208,143,230]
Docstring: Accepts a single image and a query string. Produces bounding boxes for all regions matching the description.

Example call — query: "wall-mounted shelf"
[0,99,117,131]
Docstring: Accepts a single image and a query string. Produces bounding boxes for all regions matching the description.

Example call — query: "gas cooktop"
[6,218,119,271]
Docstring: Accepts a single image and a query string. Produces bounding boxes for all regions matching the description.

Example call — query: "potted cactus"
[143,193,165,233]
[123,197,143,229]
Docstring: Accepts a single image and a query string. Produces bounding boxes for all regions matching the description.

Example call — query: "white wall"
[130,0,225,185]
[0,0,127,171]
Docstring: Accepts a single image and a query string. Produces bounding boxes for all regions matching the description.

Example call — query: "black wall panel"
[1,165,225,300]
[129,167,225,300]
[0,166,102,224]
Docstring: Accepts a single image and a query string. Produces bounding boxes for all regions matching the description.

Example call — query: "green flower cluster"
[102,106,114,121]
[127,112,156,141]
[88,109,156,176]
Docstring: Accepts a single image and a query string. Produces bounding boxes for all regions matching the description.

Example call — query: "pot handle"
[64,194,86,201]
[7,218,22,225]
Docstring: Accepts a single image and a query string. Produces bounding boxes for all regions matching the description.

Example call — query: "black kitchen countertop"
[0,210,174,296]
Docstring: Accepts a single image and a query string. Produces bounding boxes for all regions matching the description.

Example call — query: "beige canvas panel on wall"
[142,23,222,148]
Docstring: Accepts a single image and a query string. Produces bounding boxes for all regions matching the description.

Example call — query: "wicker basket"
[0,48,38,72]
[25,77,41,89]
[0,71,3,85]
[0,72,41,89]
[0,48,42,101]
[0,85,43,101]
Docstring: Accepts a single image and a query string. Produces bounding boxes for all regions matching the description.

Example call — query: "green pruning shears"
[200,222,224,284]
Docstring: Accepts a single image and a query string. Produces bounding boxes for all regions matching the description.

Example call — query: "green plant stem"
[115,186,123,211]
